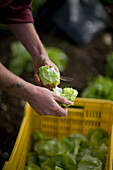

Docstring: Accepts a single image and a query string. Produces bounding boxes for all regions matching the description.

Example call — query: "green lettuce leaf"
[34,138,58,157]
[55,166,64,170]
[78,155,102,170]
[57,137,74,154]
[87,129,109,149]
[43,153,77,170]
[32,131,45,144]
[87,129,109,170]
[39,66,60,86]
[53,87,78,106]
[27,152,39,165]
[24,162,41,170]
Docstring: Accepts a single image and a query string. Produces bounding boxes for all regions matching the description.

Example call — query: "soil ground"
[0,2,113,169]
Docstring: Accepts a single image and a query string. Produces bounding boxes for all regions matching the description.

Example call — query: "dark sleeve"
[0,0,34,24]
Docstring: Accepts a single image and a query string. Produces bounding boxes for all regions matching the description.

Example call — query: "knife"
[60,76,74,82]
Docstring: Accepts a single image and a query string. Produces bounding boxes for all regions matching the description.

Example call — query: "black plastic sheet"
[34,0,109,45]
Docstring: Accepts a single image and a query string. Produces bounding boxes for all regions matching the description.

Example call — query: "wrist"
[23,82,39,102]
[21,82,32,101]
[5,80,29,100]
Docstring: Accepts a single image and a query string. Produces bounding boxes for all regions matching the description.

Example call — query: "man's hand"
[33,54,59,89]
[25,84,72,117]
[0,63,71,117]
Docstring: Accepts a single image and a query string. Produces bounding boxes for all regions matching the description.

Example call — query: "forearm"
[8,22,58,77]
[8,23,48,59]
[0,63,29,100]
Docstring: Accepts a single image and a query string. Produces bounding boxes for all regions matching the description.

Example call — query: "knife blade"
[60,76,74,82]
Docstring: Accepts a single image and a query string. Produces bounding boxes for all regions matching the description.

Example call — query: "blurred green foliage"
[81,51,113,101]
[32,0,47,13]
[105,52,113,78]
[81,75,113,100]
[0,24,10,31]
[45,46,68,72]
[9,41,33,76]
[9,41,68,76]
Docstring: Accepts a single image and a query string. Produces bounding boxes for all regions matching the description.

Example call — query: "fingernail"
[68,101,72,104]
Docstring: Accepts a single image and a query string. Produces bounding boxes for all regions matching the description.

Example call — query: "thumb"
[53,93,72,106]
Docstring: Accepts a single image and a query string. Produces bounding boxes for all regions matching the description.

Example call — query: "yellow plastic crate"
[3,98,113,170]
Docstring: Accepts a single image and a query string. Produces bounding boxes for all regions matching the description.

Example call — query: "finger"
[43,58,59,72]
[38,105,66,117]
[53,64,59,72]
[54,104,68,117]
[50,63,59,72]
[44,112,63,117]
[53,93,72,106]
[34,74,42,86]
[45,100,68,117]
[45,83,56,90]
[33,61,39,74]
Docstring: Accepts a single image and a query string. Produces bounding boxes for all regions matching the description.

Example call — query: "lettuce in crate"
[24,129,109,170]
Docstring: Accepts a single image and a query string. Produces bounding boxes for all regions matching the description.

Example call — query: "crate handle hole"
[70,106,84,109]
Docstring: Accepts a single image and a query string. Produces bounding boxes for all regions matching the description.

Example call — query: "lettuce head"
[53,87,78,106]
[39,66,60,86]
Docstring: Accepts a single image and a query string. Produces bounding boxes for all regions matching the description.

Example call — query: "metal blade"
[60,76,74,82]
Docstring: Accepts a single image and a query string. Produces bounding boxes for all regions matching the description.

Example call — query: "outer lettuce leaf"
[57,134,87,155]
[43,153,77,170]
[87,129,109,170]
[78,155,102,170]
[45,166,64,170]
[39,66,60,86]
[55,166,64,170]
[57,137,74,154]
[34,138,58,157]
[27,152,39,165]
[32,130,45,144]
[24,162,41,170]
[53,87,78,106]
[87,129,109,149]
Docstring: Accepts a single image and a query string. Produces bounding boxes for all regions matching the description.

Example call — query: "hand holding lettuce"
[39,65,78,106]
[53,87,78,107]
